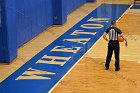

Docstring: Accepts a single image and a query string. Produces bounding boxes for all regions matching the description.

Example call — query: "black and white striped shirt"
[105,27,122,41]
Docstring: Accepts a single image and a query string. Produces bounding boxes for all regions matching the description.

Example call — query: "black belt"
[109,40,119,42]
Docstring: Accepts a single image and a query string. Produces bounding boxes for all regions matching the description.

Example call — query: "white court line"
[127,13,140,15]
[86,56,140,62]
[48,35,103,93]
[48,4,133,93]
[86,56,139,62]
[116,4,133,22]
[122,54,140,57]
[87,56,140,63]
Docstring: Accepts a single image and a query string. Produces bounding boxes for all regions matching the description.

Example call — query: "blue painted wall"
[0,26,3,61]
[67,0,86,14]
[0,0,17,63]
[52,0,67,25]
[16,0,53,47]
[87,0,96,2]
[0,5,2,60]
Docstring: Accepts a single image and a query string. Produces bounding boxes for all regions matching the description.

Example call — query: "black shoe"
[115,68,120,71]
[105,67,109,70]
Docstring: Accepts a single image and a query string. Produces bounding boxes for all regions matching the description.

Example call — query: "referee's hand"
[120,34,128,47]
[103,32,108,41]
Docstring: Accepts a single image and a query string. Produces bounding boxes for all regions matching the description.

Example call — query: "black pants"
[105,40,120,68]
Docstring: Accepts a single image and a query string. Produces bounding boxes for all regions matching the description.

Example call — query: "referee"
[103,20,128,71]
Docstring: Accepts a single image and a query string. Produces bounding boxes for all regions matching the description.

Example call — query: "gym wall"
[0,0,96,63]
[67,0,86,14]
[16,0,53,47]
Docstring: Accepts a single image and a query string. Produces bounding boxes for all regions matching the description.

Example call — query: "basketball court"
[0,0,140,93]
[52,4,140,93]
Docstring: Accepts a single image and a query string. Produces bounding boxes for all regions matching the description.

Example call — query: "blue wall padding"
[52,0,67,25]
[0,0,94,63]
[0,5,2,60]
[0,26,3,61]
[67,0,86,14]
[86,0,96,2]
[15,0,53,47]
[0,0,17,63]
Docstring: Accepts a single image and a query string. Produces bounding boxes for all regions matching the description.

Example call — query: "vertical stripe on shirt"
[109,30,112,40]
[109,29,118,40]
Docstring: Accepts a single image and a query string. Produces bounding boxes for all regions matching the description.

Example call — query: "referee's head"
[111,20,116,26]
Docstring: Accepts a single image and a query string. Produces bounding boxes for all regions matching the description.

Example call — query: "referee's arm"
[118,28,128,47]
[103,32,108,41]
[103,28,110,41]
[120,34,128,47]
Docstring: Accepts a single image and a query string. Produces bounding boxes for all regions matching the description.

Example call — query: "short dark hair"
[111,20,116,25]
